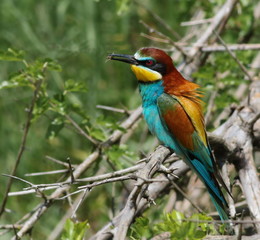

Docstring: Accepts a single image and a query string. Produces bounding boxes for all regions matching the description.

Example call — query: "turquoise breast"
[138,81,180,154]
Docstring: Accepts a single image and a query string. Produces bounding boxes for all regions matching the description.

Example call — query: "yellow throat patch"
[131,65,162,82]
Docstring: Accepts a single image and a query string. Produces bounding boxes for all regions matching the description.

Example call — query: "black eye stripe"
[137,60,167,75]
[145,60,155,66]
[137,59,155,66]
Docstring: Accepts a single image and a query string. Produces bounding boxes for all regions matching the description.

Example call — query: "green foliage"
[192,51,253,126]
[129,217,151,240]
[105,144,138,169]
[46,117,65,139]
[130,211,217,240]
[116,0,132,15]
[0,48,25,61]
[61,219,89,240]
[64,79,87,95]
[0,50,62,95]
[154,211,215,240]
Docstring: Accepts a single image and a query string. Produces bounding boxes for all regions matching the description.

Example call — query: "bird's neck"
[163,69,201,98]
[138,80,164,108]
[138,70,202,108]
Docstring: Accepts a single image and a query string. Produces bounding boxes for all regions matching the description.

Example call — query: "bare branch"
[181,18,213,26]
[214,80,260,232]
[96,105,129,114]
[213,30,254,81]
[182,0,239,75]
[24,169,69,177]
[170,180,204,214]
[12,106,143,239]
[78,175,133,190]
[201,43,260,53]
[139,20,190,60]
[45,155,77,168]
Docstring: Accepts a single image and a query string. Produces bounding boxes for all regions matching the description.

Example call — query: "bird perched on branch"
[108,47,231,224]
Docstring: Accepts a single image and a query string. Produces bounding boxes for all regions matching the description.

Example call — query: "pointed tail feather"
[190,159,234,233]
[210,195,234,234]
[190,159,229,218]
[209,195,229,221]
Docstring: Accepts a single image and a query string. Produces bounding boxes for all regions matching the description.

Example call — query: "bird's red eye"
[145,60,155,66]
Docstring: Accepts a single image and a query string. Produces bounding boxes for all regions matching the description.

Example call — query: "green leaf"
[194,230,206,239]
[43,58,62,72]
[96,116,127,132]
[116,0,131,15]
[104,145,136,169]
[129,217,151,240]
[89,128,106,141]
[0,48,25,62]
[49,94,67,115]
[153,210,217,240]
[0,71,33,90]
[32,96,50,122]
[61,219,89,240]
[46,117,64,139]
[0,80,20,89]
[64,79,87,94]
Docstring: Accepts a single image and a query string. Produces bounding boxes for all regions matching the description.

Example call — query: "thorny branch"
[6,107,142,239]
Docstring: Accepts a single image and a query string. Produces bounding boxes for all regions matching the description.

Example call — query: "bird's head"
[108,48,175,83]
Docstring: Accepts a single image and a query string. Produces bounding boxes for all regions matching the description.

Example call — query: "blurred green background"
[0,0,258,239]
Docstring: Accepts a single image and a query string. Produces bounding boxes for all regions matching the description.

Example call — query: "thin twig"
[170,180,204,214]
[66,157,75,183]
[65,114,99,145]
[47,192,88,240]
[177,218,260,224]
[139,20,189,60]
[8,161,147,197]
[13,107,143,239]
[71,189,88,219]
[213,30,254,81]
[134,0,181,39]
[77,162,145,182]
[25,169,69,177]
[0,78,43,216]
[140,33,170,44]
[181,18,213,26]
[8,186,59,197]
[2,174,34,187]
[78,175,133,190]
[189,43,260,52]
[181,0,239,76]
[56,189,86,200]
[168,43,260,53]
[45,155,77,168]
[96,105,128,114]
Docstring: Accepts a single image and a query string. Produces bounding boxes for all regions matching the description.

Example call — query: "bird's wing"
[157,92,212,170]
[157,93,230,209]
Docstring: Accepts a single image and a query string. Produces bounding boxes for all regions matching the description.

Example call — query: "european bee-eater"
[108,48,231,222]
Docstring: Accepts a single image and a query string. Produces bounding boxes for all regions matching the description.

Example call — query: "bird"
[107,47,231,223]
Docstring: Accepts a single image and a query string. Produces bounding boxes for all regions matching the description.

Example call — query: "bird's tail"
[209,193,234,235]
[190,159,232,221]
[209,193,229,221]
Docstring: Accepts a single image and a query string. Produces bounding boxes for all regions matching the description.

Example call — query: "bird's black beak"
[107,54,139,65]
